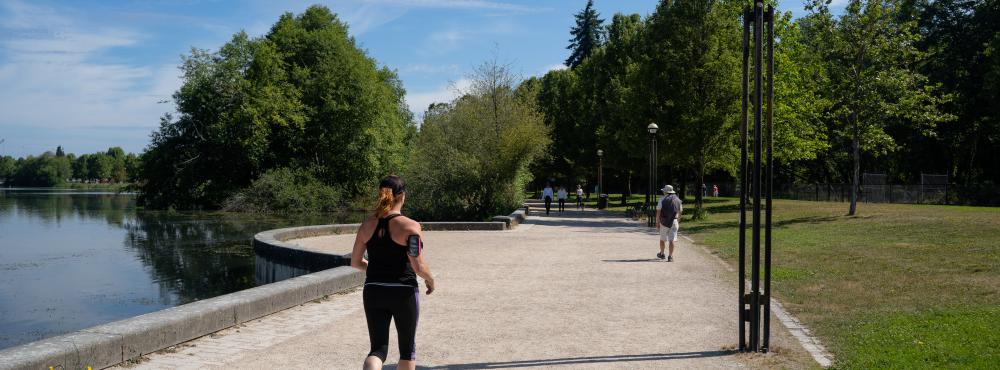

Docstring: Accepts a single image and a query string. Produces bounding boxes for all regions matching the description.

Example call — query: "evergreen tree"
[566,0,605,68]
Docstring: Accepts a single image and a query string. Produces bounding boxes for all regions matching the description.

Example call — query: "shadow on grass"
[406,350,734,369]
[683,215,842,235]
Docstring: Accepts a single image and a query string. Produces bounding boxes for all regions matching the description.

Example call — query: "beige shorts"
[659,219,679,242]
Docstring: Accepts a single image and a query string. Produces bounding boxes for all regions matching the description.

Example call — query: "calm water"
[0,188,363,350]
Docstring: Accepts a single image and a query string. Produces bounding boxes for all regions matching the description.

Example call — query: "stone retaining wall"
[0,267,363,370]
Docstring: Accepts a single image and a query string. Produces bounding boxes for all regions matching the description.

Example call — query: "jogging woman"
[575,184,584,210]
[542,184,554,215]
[351,175,435,370]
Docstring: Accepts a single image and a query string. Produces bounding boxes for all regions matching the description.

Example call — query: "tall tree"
[642,0,742,215]
[804,0,953,215]
[566,0,606,68]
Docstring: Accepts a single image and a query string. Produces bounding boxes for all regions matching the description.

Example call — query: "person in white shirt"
[656,184,683,262]
[541,184,554,216]
[557,186,568,213]
[575,185,584,210]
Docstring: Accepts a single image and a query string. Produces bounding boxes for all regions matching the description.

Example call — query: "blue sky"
[0,0,833,158]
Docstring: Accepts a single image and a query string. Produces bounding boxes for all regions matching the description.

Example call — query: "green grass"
[676,198,1000,368]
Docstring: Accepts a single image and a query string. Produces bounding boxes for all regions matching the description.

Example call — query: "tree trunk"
[849,123,859,216]
[696,161,705,210]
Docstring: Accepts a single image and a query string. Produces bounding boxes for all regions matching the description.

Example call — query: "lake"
[0,188,363,350]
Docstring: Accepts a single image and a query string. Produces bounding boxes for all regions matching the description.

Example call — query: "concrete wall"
[0,266,363,370]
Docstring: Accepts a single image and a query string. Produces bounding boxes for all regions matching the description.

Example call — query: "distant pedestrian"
[557,186,568,213]
[351,175,435,370]
[585,184,591,201]
[656,184,683,262]
[576,184,584,210]
[702,183,707,198]
[713,184,719,197]
[542,184,554,216]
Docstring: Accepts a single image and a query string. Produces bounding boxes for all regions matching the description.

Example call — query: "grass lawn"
[675,198,1000,369]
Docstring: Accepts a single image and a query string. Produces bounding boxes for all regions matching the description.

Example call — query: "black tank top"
[364,214,418,287]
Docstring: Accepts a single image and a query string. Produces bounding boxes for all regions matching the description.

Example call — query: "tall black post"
[740,2,774,354]
[738,6,750,353]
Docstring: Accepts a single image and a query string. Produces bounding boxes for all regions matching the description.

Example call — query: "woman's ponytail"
[375,187,395,218]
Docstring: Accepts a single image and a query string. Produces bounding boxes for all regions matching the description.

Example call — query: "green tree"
[0,155,15,184]
[641,0,742,215]
[406,58,551,221]
[139,5,413,209]
[805,0,954,215]
[566,0,606,68]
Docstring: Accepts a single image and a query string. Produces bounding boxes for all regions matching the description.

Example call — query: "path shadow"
[525,210,657,235]
[602,258,663,263]
[399,350,734,369]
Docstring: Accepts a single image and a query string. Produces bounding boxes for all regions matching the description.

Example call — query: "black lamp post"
[647,123,659,227]
[597,149,605,209]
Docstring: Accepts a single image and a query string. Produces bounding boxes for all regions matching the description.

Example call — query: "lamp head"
[647,123,659,134]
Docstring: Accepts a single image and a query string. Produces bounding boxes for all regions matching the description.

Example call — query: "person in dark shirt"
[351,175,435,370]
[656,184,683,262]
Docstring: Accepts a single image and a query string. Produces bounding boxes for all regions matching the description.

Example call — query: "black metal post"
[739,6,750,353]
[648,135,654,226]
[750,1,763,352]
[740,2,774,354]
[763,4,774,353]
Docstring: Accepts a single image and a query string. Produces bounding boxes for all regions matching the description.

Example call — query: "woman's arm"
[351,217,374,272]
[402,223,435,295]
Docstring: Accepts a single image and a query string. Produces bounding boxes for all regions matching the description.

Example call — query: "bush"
[405,59,550,221]
[222,167,342,214]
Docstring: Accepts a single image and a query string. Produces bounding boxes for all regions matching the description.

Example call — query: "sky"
[0,0,836,158]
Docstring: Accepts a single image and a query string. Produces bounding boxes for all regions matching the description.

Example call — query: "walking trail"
[117,208,818,369]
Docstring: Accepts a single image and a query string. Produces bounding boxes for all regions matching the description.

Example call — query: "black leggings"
[363,285,419,362]
[544,196,552,215]
[558,199,566,212]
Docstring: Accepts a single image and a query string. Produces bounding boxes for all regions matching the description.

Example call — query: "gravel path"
[119,209,816,369]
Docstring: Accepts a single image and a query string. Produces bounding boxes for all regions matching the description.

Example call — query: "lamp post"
[597,149,605,209]
[647,123,659,227]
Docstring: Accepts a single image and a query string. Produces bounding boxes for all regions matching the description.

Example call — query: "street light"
[597,149,605,209]
[647,123,659,227]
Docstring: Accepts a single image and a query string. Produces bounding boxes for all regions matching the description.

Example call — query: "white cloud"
[405,78,473,118]
[355,0,542,12]
[541,63,567,74]
[0,0,180,139]
[400,63,460,74]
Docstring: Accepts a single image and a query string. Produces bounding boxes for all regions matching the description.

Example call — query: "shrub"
[405,59,550,221]
[222,167,342,214]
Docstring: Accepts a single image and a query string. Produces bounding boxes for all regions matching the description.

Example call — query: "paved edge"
[679,234,835,368]
[0,266,364,370]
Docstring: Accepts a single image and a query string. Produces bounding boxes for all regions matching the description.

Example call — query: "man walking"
[656,185,683,262]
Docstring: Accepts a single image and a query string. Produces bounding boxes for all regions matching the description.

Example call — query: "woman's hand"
[425,278,435,295]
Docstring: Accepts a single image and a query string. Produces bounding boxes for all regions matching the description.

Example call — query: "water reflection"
[0,188,362,350]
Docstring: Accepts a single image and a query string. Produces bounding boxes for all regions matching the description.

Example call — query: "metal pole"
[738,6,750,352]
[751,1,764,352]
[763,5,774,352]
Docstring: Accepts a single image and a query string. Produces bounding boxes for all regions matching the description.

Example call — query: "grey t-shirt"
[657,195,682,224]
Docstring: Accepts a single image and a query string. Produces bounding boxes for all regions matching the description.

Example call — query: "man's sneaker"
[667,256,674,262]
[657,252,665,260]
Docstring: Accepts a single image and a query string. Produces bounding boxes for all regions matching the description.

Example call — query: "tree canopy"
[138,5,414,210]
[566,0,606,68]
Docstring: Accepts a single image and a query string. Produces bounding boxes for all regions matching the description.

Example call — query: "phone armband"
[407,235,422,257]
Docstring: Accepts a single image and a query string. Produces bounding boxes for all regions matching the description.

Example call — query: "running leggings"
[558,199,566,212]
[544,196,552,215]
[363,285,419,362]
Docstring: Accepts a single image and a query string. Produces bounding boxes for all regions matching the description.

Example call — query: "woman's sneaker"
[657,252,665,260]
[667,256,674,262]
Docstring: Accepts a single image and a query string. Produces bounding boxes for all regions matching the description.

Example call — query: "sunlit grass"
[678,198,1000,368]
